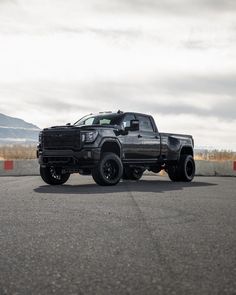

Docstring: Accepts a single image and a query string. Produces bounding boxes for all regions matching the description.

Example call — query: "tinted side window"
[136,115,153,132]
[122,114,136,128]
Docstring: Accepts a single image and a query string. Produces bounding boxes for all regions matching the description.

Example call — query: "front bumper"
[37,148,101,168]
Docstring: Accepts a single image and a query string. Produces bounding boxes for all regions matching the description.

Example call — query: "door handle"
[138,134,142,138]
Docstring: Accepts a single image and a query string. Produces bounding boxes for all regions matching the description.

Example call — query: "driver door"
[120,114,143,160]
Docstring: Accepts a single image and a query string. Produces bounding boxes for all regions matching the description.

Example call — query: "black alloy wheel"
[92,152,123,186]
[181,155,195,182]
[40,166,70,185]
[103,159,119,181]
[168,154,195,182]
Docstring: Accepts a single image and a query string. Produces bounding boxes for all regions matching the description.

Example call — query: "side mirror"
[66,123,71,126]
[125,120,139,131]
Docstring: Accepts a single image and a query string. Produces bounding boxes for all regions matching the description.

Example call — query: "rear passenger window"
[136,115,153,132]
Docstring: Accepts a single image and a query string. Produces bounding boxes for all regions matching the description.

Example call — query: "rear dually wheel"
[168,155,195,182]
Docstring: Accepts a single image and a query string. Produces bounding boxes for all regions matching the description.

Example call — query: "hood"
[43,124,118,131]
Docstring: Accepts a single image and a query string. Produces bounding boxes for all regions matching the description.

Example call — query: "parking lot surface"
[0,175,236,294]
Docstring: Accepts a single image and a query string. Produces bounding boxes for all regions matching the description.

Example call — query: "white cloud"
[0,0,236,149]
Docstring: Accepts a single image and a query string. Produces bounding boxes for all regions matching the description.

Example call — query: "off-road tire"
[123,167,144,180]
[40,166,70,185]
[179,154,195,182]
[168,155,195,182]
[92,153,123,186]
[167,165,182,181]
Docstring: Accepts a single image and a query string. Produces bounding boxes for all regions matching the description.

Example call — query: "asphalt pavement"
[0,175,235,295]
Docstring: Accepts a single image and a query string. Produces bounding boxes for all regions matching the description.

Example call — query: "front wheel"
[92,153,123,186]
[40,166,70,185]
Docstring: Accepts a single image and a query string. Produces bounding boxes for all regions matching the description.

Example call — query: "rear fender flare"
[178,145,194,160]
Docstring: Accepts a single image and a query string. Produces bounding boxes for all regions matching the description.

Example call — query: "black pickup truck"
[37,111,195,186]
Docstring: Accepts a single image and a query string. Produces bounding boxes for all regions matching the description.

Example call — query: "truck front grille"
[42,129,80,149]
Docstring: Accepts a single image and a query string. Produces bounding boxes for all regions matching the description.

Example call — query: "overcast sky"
[0,0,236,150]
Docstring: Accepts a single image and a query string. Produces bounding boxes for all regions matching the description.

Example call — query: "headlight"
[82,131,98,143]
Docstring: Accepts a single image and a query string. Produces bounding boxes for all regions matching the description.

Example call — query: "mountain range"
[0,113,40,144]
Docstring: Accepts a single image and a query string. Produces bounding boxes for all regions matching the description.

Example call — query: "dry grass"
[0,145,37,160]
[0,145,235,161]
[195,150,236,161]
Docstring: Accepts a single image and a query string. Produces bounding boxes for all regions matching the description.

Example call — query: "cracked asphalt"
[0,175,236,295]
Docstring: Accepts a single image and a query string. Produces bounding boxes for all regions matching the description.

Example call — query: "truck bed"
[160,132,194,161]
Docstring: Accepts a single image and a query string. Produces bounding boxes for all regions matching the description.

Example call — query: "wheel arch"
[100,139,122,158]
[180,145,194,157]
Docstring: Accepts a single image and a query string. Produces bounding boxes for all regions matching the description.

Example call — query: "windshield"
[74,114,123,126]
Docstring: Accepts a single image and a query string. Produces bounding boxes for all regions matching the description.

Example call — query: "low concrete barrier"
[0,159,39,176]
[195,160,236,177]
[0,160,236,177]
